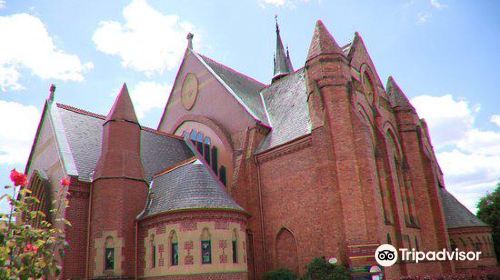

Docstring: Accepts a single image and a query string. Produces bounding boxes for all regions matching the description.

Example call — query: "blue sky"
[0,0,499,214]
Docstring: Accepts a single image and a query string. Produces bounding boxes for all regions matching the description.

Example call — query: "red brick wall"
[144,272,247,280]
[63,178,89,280]
[90,178,148,278]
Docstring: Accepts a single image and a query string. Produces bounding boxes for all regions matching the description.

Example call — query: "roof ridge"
[154,156,197,178]
[56,103,106,120]
[197,53,266,88]
[57,103,183,140]
[141,126,183,139]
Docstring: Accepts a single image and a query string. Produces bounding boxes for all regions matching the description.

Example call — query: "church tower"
[88,84,149,279]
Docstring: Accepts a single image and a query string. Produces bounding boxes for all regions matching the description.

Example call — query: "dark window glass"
[232,240,237,263]
[414,237,419,251]
[219,166,227,186]
[387,234,392,245]
[201,240,211,264]
[105,248,114,270]
[152,245,156,268]
[172,242,178,266]
[211,147,218,176]
[450,240,457,251]
[474,242,481,252]
[204,143,211,165]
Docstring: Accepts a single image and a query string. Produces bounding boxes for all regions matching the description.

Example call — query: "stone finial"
[48,84,56,102]
[187,33,194,49]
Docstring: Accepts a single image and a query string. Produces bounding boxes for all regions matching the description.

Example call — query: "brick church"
[24,20,496,279]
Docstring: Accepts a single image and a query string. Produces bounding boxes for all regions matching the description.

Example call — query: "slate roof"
[139,159,244,218]
[56,104,193,182]
[197,53,269,125]
[256,69,311,153]
[440,188,488,229]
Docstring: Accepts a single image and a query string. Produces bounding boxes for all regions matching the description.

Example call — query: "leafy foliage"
[477,183,500,262]
[300,257,350,280]
[0,169,71,280]
[264,267,298,280]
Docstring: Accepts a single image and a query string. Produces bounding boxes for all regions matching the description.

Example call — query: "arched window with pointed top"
[201,228,212,264]
[203,137,211,165]
[170,230,179,266]
[450,239,457,251]
[211,146,219,176]
[196,132,204,154]
[104,236,115,271]
[219,166,227,187]
[232,229,238,263]
[150,234,156,268]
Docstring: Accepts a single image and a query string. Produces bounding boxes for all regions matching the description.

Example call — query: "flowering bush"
[0,169,71,279]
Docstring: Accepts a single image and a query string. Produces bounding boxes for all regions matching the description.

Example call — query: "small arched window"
[362,71,374,105]
[232,229,238,263]
[170,231,179,266]
[203,137,211,165]
[104,236,115,271]
[219,166,227,187]
[474,237,481,252]
[201,228,212,264]
[450,239,457,251]
[211,147,219,176]
[196,132,204,154]
[150,234,156,268]
[414,236,419,251]
[387,234,392,245]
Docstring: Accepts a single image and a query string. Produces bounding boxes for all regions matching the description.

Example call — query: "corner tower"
[88,84,149,279]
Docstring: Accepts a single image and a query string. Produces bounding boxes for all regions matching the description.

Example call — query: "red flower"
[61,178,71,186]
[24,243,38,253]
[10,169,28,187]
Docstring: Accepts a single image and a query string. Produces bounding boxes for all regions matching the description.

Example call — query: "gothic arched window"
[232,229,238,263]
[150,234,156,268]
[104,236,115,271]
[219,166,227,187]
[201,228,212,264]
[170,231,179,266]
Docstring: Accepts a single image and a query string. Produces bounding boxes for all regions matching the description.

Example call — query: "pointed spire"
[386,76,414,109]
[306,20,343,62]
[273,15,293,82]
[105,83,139,124]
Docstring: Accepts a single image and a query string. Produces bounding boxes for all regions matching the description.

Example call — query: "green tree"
[477,182,500,262]
[300,257,350,280]
[264,267,298,280]
[0,169,70,279]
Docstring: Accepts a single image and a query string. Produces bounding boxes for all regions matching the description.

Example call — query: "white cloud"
[491,115,500,127]
[0,13,92,91]
[129,81,170,119]
[416,12,431,24]
[412,94,477,148]
[260,0,287,6]
[412,94,500,212]
[0,1,6,10]
[430,0,447,10]
[93,0,197,76]
[0,101,40,164]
